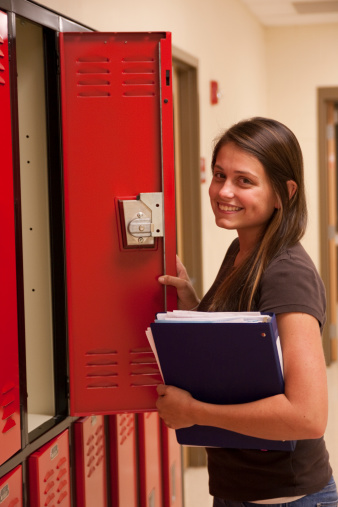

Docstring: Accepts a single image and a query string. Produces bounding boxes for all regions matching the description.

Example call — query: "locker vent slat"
[1,386,18,434]
[77,66,110,74]
[118,413,135,446]
[85,350,119,388]
[77,56,109,62]
[122,56,154,62]
[76,56,111,97]
[122,57,157,98]
[85,422,105,474]
[129,349,162,387]
[83,348,162,388]
[0,38,5,85]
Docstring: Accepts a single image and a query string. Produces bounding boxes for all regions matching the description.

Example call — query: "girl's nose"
[219,181,235,199]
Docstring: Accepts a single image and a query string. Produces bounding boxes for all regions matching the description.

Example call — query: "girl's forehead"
[215,144,266,175]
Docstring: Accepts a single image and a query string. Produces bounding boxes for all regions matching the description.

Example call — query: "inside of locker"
[16,16,55,431]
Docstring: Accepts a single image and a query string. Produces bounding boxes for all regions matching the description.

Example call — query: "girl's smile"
[218,204,243,212]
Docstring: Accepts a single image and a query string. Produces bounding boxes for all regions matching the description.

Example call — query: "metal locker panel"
[138,412,163,507]
[0,466,23,506]
[161,423,183,507]
[0,10,21,467]
[59,32,176,415]
[28,429,71,507]
[74,415,107,506]
[109,413,138,507]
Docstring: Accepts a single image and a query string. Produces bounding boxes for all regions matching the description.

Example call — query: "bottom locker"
[109,413,137,507]
[138,412,163,507]
[0,465,23,506]
[74,415,107,506]
[28,429,71,506]
[161,423,183,507]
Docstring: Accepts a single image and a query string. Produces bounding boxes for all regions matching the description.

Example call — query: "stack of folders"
[146,311,296,451]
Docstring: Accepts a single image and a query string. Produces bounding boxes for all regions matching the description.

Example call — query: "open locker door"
[59,32,176,415]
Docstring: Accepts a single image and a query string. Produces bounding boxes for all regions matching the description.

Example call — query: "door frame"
[172,46,203,299]
[317,87,338,364]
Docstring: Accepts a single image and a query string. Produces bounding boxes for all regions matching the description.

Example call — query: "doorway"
[172,47,203,300]
[318,88,338,364]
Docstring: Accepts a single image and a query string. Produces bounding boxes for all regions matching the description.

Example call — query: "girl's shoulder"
[259,242,326,330]
[266,242,318,273]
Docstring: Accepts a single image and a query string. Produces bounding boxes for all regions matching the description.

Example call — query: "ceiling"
[240,0,338,25]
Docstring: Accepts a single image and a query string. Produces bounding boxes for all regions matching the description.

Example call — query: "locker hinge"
[119,192,164,247]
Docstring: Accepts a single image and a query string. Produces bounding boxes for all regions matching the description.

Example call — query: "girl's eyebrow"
[213,164,258,180]
[233,170,258,180]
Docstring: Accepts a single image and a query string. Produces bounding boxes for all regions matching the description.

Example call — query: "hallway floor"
[184,360,338,507]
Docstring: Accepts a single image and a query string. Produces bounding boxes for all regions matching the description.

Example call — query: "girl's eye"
[214,172,225,179]
[239,177,252,185]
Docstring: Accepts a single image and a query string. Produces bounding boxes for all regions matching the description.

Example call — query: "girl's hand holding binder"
[158,255,200,310]
[156,384,195,429]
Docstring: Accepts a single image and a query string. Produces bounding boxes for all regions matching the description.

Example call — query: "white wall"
[35,0,338,292]
[266,23,338,268]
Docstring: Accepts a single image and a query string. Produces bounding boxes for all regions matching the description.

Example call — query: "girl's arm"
[156,312,328,440]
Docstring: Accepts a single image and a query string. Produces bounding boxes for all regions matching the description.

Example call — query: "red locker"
[138,412,163,507]
[0,466,23,506]
[59,32,176,415]
[74,415,107,506]
[28,429,71,507]
[0,10,21,467]
[161,424,183,507]
[109,414,138,507]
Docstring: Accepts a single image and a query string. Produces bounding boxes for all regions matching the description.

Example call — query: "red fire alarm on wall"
[200,157,206,184]
[210,80,219,105]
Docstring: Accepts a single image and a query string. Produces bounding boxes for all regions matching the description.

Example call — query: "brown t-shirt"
[198,239,332,501]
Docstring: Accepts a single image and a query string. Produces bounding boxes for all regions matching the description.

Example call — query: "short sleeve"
[258,247,326,332]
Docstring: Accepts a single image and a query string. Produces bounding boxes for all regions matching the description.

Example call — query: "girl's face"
[209,143,279,244]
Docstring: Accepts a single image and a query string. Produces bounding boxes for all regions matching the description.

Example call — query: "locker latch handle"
[119,192,164,247]
[128,214,153,238]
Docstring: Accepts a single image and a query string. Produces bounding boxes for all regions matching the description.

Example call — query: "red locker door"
[0,10,21,467]
[59,32,176,415]
[74,415,107,506]
[28,430,71,507]
[138,412,163,507]
[0,466,23,506]
[109,414,137,507]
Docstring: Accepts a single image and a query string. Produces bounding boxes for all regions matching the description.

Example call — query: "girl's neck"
[234,233,259,267]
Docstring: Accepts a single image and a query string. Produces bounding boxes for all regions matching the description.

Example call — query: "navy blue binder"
[149,314,296,451]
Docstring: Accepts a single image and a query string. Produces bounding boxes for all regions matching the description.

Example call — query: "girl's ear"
[274,180,298,209]
[286,180,297,200]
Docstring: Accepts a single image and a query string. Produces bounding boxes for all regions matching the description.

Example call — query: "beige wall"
[266,23,338,269]
[36,0,338,291]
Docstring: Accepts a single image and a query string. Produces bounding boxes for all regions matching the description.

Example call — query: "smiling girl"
[157,117,337,507]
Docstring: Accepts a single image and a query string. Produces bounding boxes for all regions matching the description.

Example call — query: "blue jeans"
[213,477,338,507]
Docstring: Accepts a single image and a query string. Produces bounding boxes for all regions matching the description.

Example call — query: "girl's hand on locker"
[156,384,196,429]
[158,255,200,310]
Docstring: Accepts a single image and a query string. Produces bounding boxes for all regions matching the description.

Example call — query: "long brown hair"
[209,117,307,312]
